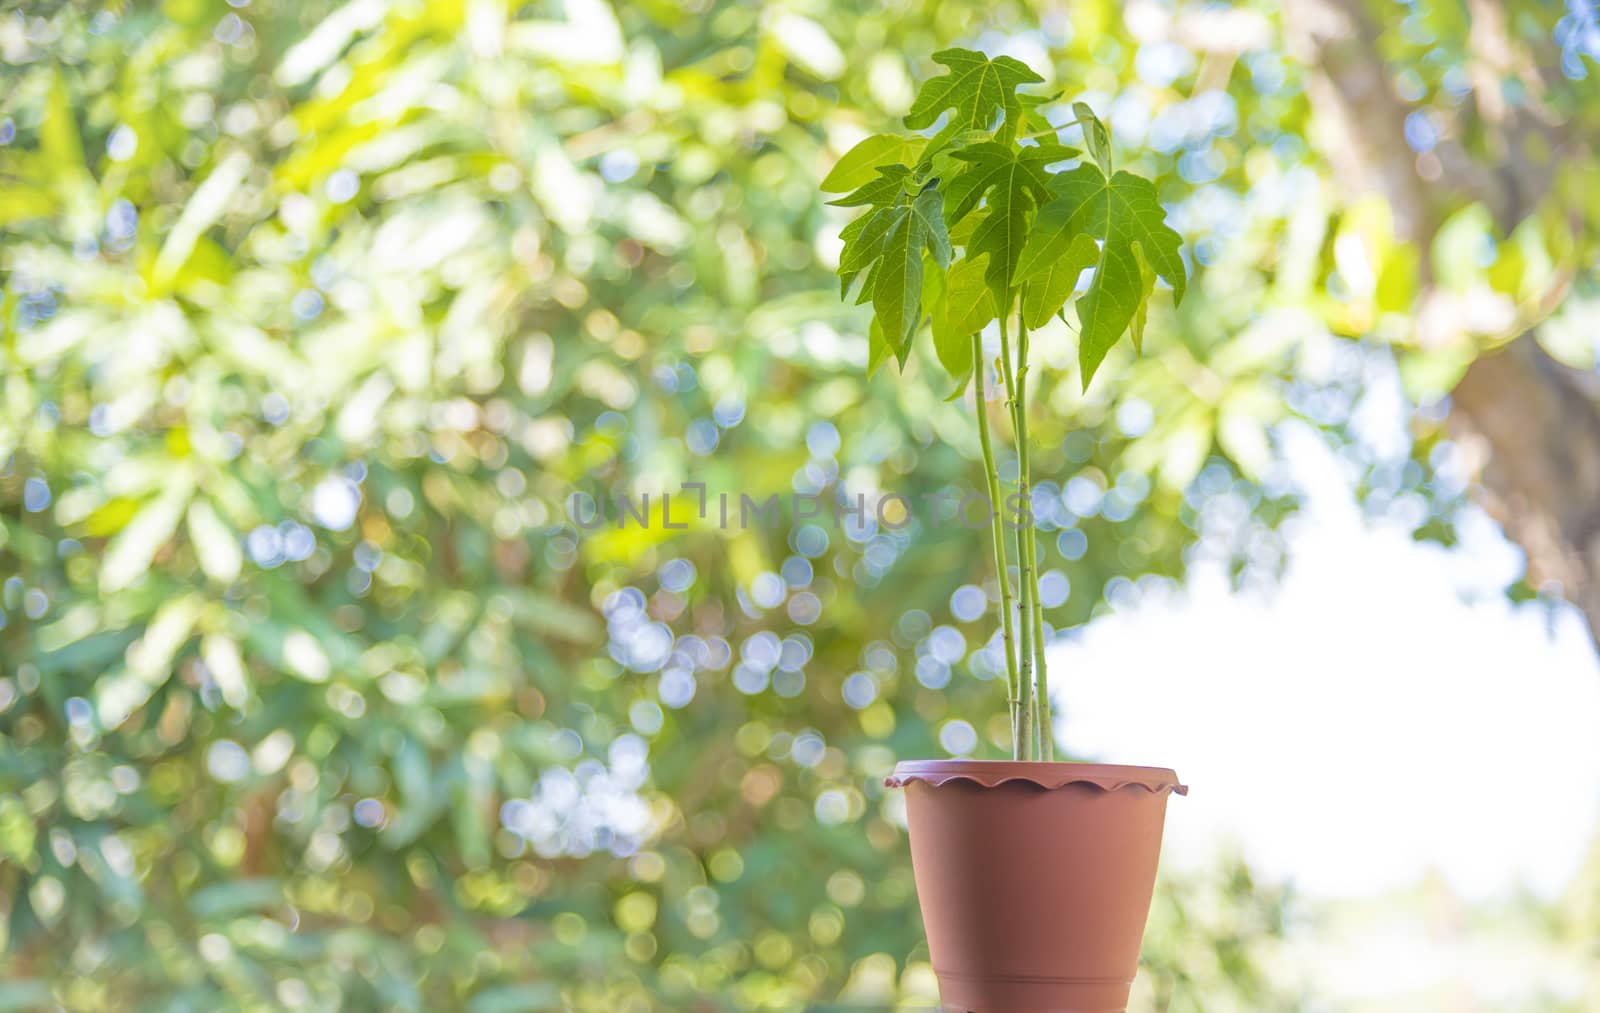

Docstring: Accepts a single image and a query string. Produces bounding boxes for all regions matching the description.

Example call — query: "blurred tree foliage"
[0,0,1593,1009]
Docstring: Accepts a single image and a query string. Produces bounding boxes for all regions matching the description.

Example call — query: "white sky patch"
[1052,430,1600,902]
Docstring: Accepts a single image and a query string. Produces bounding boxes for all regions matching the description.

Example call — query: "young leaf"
[826,163,913,208]
[903,48,1043,140]
[944,140,1067,222]
[870,188,952,362]
[912,186,954,269]
[1127,244,1158,354]
[867,317,892,376]
[866,210,925,338]
[1016,162,1185,388]
[837,210,878,297]
[1073,102,1113,176]
[1020,233,1097,329]
[945,142,1062,298]
[921,126,999,179]
[949,205,987,247]
[1016,90,1064,138]
[922,252,945,326]
[822,134,927,193]
[839,206,901,275]
[855,256,880,305]
[837,166,949,336]
[932,254,997,393]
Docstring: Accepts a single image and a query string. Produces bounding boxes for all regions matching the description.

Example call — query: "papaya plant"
[822,49,1187,761]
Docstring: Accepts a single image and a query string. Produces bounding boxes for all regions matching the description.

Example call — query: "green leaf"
[1020,233,1097,329]
[837,211,875,297]
[1015,90,1063,136]
[838,206,901,275]
[945,142,1061,298]
[932,255,997,393]
[1074,102,1112,175]
[949,205,987,247]
[867,317,892,376]
[861,212,913,334]
[822,134,925,193]
[871,188,950,359]
[944,141,1064,222]
[1127,244,1158,354]
[826,163,912,208]
[911,186,953,269]
[904,48,1043,140]
[921,125,997,179]
[854,256,880,305]
[1017,163,1186,388]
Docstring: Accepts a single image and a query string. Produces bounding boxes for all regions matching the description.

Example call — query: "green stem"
[1016,309,1053,762]
[1015,516,1037,759]
[998,310,1034,760]
[973,333,1022,758]
[1032,555,1053,760]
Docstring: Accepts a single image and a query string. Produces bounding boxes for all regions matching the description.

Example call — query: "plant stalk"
[1032,554,1053,760]
[973,333,1023,758]
[1015,309,1053,761]
[997,310,1035,760]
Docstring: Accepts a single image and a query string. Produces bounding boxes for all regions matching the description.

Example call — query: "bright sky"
[1051,423,1600,903]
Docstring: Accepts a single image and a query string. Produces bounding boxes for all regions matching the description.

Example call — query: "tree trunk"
[1285,0,1600,648]
[1450,341,1600,645]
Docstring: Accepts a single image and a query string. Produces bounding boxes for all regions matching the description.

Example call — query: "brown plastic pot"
[885,760,1187,1012]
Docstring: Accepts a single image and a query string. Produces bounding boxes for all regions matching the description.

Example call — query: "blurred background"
[2,0,1599,1009]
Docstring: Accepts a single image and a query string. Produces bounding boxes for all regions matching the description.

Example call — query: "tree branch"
[1286,0,1600,647]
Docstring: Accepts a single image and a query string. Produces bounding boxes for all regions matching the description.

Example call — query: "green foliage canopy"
[1,0,1595,1008]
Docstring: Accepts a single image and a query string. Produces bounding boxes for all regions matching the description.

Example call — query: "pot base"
[936,970,1131,1011]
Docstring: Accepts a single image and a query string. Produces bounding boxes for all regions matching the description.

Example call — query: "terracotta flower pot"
[885,760,1187,1012]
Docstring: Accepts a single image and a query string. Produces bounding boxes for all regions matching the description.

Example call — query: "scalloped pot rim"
[885,760,1188,796]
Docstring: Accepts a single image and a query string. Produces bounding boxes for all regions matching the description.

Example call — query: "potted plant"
[822,49,1190,1011]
